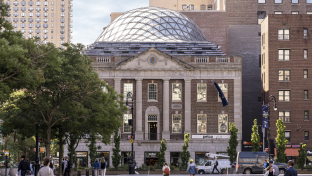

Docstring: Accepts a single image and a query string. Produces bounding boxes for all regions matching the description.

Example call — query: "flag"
[214,82,228,107]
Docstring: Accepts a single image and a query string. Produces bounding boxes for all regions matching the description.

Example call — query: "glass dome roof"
[96,7,208,42]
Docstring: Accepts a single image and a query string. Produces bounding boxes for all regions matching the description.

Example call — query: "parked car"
[236,152,287,174]
[232,162,236,168]
[197,160,231,174]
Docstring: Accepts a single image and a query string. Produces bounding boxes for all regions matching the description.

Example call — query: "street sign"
[262,115,269,128]
[4,150,9,156]
[51,142,54,144]
[130,139,134,144]
[40,147,45,153]
[38,137,43,142]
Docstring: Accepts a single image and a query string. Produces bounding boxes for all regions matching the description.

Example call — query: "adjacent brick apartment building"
[261,14,312,162]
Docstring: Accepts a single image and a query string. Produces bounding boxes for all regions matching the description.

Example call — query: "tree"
[158,138,167,167]
[227,122,238,164]
[251,119,260,152]
[86,133,101,166]
[275,119,287,163]
[111,131,121,170]
[298,143,307,170]
[180,133,191,169]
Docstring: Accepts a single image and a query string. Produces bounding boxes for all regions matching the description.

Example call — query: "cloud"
[72,0,149,46]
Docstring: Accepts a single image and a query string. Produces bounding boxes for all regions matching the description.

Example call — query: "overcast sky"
[72,0,149,46]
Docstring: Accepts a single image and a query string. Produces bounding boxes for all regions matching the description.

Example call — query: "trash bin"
[129,163,135,174]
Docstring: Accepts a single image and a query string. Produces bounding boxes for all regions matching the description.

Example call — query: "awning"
[274,148,299,156]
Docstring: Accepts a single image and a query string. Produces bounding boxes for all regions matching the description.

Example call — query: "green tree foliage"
[181,133,191,169]
[251,119,260,152]
[159,138,167,167]
[227,122,238,164]
[112,131,121,170]
[275,119,287,163]
[86,133,101,166]
[298,143,307,170]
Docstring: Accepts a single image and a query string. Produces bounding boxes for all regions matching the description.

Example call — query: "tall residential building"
[5,0,73,47]
[261,14,312,162]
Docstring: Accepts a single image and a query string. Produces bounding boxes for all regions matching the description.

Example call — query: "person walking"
[38,158,54,176]
[93,159,100,176]
[63,156,70,176]
[162,162,170,176]
[284,160,297,176]
[99,157,107,176]
[186,159,196,176]
[18,156,31,176]
[269,160,279,176]
[264,166,274,176]
[134,159,139,174]
[212,157,220,174]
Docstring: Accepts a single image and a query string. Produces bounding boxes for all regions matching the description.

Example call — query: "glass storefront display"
[96,151,110,167]
[218,114,228,133]
[76,152,88,168]
[121,152,135,166]
[170,152,181,167]
[144,152,160,166]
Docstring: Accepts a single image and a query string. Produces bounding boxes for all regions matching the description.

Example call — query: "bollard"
[77,170,81,176]
[86,169,89,176]
[92,169,95,176]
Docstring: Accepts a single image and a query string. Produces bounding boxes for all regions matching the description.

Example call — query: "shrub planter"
[0,168,10,176]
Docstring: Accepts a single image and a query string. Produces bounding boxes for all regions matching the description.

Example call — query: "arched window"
[189,4,194,10]
[208,5,213,10]
[200,4,206,10]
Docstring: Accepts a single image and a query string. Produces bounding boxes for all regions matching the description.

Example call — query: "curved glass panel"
[96,7,208,42]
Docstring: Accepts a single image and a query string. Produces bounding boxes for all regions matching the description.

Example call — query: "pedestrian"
[264,166,274,176]
[162,162,170,176]
[38,158,54,176]
[264,160,268,169]
[100,157,107,176]
[63,156,70,176]
[284,160,297,176]
[62,158,65,173]
[18,156,31,176]
[186,159,196,176]
[134,159,139,174]
[30,162,34,174]
[212,157,220,174]
[269,160,279,176]
[93,159,100,176]
[49,158,54,170]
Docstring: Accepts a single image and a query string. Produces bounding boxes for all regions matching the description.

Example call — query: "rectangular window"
[278,70,290,81]
[123,114,132,133]
[148,83,157,101]
[123,83,133,101]
[304,49,308,59]
[285,131,291,142]
[275,11,283,14]
[304,70,308,79]
[275,0,282,3]
[172,114,182,133]
[218,83,228,101]
[291,11,299,14]
[218,114,228,133]
[307,0,312,3]
[278,49,290,61]
[279,111,290,122]
[197,83,207,101]
[258,0,265,3]
[304,29,308,38]
[305,131,309,140]
[304,90,308,100]
[304,110,309,120]
[197,114,207,133]
[172,83,182,101]
[292,0,299,3]
[279,90,290,101]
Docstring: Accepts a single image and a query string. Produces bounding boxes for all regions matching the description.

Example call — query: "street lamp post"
[35,122,39,176]
[126,92,134,174]
[268,95,277,158]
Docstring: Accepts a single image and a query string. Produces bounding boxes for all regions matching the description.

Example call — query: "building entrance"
[149,122,157,140]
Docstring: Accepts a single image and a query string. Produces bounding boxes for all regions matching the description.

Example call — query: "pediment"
[114,48,194,71]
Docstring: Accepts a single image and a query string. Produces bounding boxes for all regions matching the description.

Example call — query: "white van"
[196,160,231,174]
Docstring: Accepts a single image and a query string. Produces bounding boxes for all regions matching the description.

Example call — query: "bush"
[170,165,177,170]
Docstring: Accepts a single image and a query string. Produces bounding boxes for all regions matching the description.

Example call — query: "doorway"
[149,122,157,140]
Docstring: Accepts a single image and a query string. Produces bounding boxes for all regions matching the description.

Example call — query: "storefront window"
[144,152,160,166]
[96,151,110,167]
[76,152,88,168]
[218,114,228,133]
[195,152,208,165]
[121,152,135,166]
[170,152,181,167]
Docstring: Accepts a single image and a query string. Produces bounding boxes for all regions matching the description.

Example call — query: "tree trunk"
[46,125,51,158]
[59,126,63,176]
[69,140,74,176]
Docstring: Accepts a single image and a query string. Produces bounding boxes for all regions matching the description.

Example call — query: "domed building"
[70,7,242,168]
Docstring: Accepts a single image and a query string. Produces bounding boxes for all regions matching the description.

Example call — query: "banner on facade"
[192,135,230,139]
[262,105,269,128]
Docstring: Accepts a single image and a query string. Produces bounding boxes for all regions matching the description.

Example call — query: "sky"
[72,0,149,46]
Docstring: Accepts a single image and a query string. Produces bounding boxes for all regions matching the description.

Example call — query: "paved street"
[75,175,312,176]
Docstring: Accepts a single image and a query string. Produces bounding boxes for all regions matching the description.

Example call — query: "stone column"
[114,78,121,94]
[184,79,192,134]
[135,79,144,140]
[162,79,170,140]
